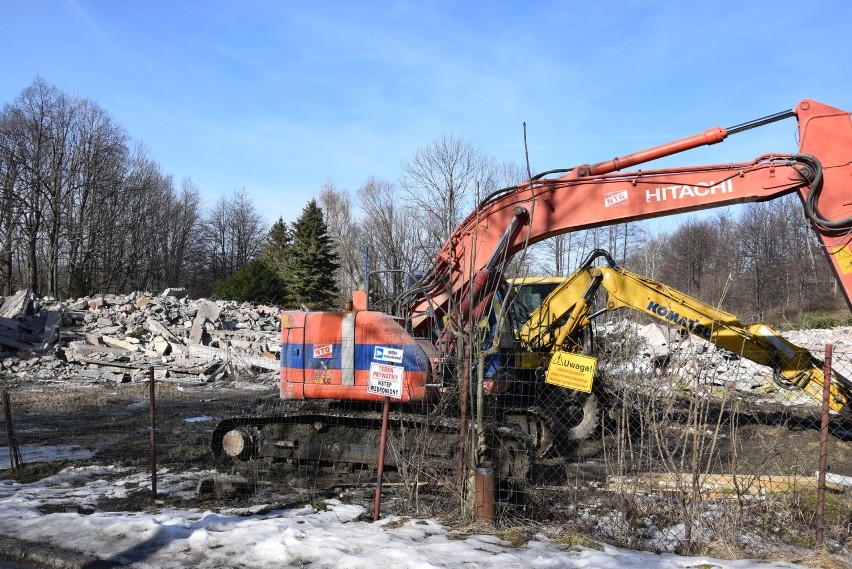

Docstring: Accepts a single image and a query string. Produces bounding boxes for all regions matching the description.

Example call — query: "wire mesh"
[1,315,851,557]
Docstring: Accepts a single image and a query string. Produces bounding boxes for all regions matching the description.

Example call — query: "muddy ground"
[2,375,851,501]
[0,371,851,565]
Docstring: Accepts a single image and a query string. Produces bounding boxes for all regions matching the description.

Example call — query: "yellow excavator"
[515,249,852,422]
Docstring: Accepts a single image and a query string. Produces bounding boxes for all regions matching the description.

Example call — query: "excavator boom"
[410,100,852,334]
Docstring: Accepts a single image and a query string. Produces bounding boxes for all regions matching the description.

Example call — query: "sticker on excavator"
[373,346,403,364]
[545,351,597,393]
[832,244,852,275]
[367,362,404,399]
[604,190,629,207]
[313,344,333,358]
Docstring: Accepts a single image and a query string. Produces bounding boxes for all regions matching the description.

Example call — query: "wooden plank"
[607,473,845,497]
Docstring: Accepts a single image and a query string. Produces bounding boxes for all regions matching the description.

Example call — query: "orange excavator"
[213,100,852,478]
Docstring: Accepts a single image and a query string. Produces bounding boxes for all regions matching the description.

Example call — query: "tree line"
[0,78,273,300]
[1,78,847,325]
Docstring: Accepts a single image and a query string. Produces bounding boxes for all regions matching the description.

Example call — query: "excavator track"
[211,404,533,482]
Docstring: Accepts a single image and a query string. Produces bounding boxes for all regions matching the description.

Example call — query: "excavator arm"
[409,100,852,337]
[520,250,852,415]
[222,99,852,474]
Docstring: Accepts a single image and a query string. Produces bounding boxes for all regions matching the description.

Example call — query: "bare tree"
[92,147,172,293]
[705,210,738,310]
[775,195,840,314]
[736,202,784,321]
[319,181,363,298]
[626,226,665,280]
[161,178,203,287]
[205,188,267,289]
[358,177,427,312]
[400,133,490,258]
[659,219,719,297]
[0,79,263,299]
[5,78,61,294]
[65,98,128,297]
[0,107,22,295]
[533,234,571,276]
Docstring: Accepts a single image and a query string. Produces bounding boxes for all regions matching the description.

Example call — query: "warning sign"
[367,362,404,399]
[545,351,597,393]
[832,244,852,275]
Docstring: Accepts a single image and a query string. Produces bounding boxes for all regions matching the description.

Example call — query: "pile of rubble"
[609,320,852,412]
[1,286,851,412]
[0,288,282,386]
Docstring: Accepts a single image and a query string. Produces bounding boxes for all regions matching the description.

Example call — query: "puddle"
[183,416,216,423]
[0,444,95,469]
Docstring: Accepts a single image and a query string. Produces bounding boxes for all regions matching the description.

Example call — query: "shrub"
[212,259,289,305]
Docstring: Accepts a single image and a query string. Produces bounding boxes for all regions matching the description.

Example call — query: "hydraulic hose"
[795,154,852,232]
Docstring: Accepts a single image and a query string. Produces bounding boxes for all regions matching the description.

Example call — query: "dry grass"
[783,551,852,569]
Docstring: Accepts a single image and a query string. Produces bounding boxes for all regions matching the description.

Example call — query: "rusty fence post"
[815,343,831,548]
[373,395,391,521]
[474,465,496,524]
[2,390,23,469]
[149,367,158,499]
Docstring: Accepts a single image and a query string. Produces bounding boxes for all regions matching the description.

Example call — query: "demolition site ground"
[2,375,852,519]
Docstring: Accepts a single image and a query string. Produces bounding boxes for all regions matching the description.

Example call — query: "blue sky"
[2,0,851,226]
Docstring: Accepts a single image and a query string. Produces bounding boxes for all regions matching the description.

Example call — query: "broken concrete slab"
[151,336,171,356]
[0,288,33,319]
[78,369,128,383]
[101,336,142,352]
[188,300,222,345]
[162,288,187,299]
[187,344,279,371]
[196,473,251,497]
[65,341,137,360]
[145,319,185,351]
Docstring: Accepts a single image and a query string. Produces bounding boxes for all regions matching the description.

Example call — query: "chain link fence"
[1,315,851,558]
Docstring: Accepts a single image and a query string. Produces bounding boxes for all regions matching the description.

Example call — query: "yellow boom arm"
[519,251,852,414]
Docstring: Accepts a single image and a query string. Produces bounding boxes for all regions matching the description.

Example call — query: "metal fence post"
[815,343,831,548]
[373,395,391,521]
[2,390,22,469]
[149,367,158,499]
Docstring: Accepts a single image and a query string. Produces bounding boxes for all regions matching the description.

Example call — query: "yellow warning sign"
[832,244,852,275]
[545,351,597,393]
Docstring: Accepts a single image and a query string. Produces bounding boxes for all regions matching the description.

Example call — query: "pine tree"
[288,200,341,310]
[261,217,294,306]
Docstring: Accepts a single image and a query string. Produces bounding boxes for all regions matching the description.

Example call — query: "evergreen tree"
[289,200,341,309]
[212,259,288,304]
[261,217,294,306]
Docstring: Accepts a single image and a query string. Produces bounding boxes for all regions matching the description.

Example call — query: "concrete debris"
[197,473,252,497]
[0,288,282,387]
[162,287,188,299]
[0,286,848,414]
[0,288,35,319]
[601,320,845,412]
[820,472,852,488]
